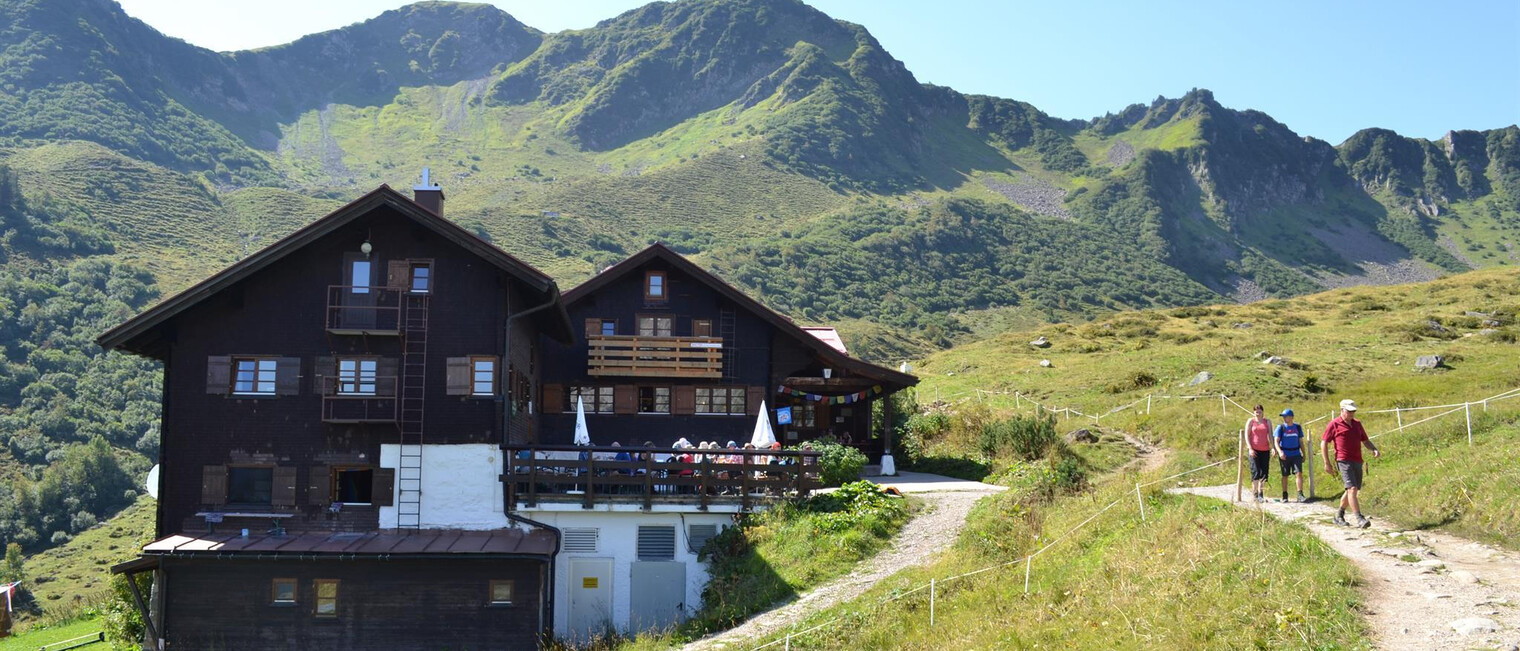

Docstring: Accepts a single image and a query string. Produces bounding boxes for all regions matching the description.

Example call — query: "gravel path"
[1172,484,1520,651]
[684,484,1003,651]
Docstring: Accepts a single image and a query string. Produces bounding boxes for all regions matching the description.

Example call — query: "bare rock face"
[1415,355,1445,370]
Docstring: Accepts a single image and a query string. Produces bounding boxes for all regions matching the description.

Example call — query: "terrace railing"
[319,374,399,423]
[502,444,822,512]
[326,285,403,335]
[585,335,723,379]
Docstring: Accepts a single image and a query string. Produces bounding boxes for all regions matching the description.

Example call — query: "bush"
[813,443,868,487]
[978,415,1059,460]
[102,572,150,649]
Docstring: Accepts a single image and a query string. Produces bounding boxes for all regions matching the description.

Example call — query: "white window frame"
[471,357,496,397]
[351,259,371,294]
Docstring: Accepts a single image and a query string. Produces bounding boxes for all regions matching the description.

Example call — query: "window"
[693,319,712,337]
[695,387,746,415]
[644,271,666,300]
[314,579,339,618]
[569,386,614,414]
[488,580,514,606]
[471,357,495,396]
[232,358,278,395]
[637,315,673,337]
[600,320,617,336]
[409,263,431,293]
[228,467,273,506]
[272,578,297,605]
[798,404,817,428]
[350,259,371,294]
[332,467,373,504]
[336,358,377,396]
[638,387,670,414]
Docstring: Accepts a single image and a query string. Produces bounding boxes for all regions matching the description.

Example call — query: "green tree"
[1,542,22,584]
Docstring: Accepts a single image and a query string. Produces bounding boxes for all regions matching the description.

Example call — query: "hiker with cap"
[1274,408,1307,502]
[1322,399,1380,527]
[1244,404,1273,502]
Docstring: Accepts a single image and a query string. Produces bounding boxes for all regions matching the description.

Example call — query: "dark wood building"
[100,183,573,650]
[538,244,917,454]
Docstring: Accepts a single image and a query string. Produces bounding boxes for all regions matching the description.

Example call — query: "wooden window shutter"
[584,318,601,338]
[271,466,298,507]
[543,384,564,414]
[694,320,712,337]
[206,356,231,395]
[314,356,334,396]
[307,466,331,506]
[275,357,302,396]
[386,260,410,288]
[746,387,766,416]
[445,357,470,395]
[613,385,637,415]
[201,465,227,505]
[371,468,396,507]
[672,386,695,416]
[376,357,399,396]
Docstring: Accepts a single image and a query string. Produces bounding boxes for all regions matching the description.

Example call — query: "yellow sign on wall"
[582,577,599,589]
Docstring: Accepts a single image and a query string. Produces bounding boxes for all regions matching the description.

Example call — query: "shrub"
[102,572,149,649]
[813,442,867,487]
[1302,375,1326,394]
[978,415,1059,461]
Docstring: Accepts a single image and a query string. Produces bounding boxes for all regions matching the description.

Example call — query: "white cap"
[1339,399,1358,412]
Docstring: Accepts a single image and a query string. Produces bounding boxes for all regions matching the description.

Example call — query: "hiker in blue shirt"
[1274,409,1307,502]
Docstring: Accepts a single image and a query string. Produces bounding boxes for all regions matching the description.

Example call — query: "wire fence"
[748,383,1520,650]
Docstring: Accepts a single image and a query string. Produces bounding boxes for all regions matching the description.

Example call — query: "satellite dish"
[145,465,160,499]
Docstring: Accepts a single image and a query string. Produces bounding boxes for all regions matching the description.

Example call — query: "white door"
[568,558,614,642]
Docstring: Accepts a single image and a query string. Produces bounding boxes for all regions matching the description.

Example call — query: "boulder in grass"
[1065,428,1099,444]
[1263,356,1288,366]
[1039,359,1052,368]
[1187,371,1212,386]
[1414,355,1444,370]
[1030,336,1051,348]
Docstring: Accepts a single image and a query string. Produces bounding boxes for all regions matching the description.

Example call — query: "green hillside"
[1,0,1518,592]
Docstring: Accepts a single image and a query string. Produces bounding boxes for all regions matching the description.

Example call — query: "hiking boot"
[1296,492,1307,503]
[1356,515,1371,529]
[1333,513,1350,526]
[1282,492,1289,502]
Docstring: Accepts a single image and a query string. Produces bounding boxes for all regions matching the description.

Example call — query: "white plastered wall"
[538,510,731,636]
[378,443,511,530]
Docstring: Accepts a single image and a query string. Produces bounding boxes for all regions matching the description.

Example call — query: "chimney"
[413,167,444,216]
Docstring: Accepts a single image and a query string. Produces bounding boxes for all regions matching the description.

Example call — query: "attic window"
[645,271,666,301]
[409,263,431,294]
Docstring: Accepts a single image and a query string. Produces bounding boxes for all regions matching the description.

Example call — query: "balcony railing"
[326,285,403,335]
[586,335,723,379]
[503,444,822,512]
[319,375,399,423]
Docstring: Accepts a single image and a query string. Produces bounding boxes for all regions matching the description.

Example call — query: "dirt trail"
[684,486,1001,651]
[1174,484,1520,651]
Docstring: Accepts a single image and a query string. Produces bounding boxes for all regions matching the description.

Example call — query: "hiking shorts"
[1280,455,1303,477]
[1250,449,1271,481]
[1337,461,1363,489]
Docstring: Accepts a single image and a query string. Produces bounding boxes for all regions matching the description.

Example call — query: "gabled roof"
[97,185,574,357]
[563,244,917,388]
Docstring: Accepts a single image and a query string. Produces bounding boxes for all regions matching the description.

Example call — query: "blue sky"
[115,0,1518,144]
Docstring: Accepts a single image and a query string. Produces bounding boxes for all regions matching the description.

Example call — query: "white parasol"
[573,396,592,446]
[749,400,777,447]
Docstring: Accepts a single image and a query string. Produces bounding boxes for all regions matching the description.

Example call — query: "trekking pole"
[1234,428,1245,502]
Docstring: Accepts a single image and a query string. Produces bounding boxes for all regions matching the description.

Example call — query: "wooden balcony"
[319,375,398,424]
[503,444,822,512]
[325,285,403,335]
[586,335,723,379]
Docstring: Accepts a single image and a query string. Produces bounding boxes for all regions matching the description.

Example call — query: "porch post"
[880,392,897,476]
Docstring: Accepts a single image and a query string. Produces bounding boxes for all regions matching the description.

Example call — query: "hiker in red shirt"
[1322,399,1381,528]
[1244,405,1274,502]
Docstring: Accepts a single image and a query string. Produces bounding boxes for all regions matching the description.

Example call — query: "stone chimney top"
[413,167,444,216]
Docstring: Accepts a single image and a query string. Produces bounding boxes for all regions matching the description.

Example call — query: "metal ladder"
[718,307,737,380]
[396,293,430,528]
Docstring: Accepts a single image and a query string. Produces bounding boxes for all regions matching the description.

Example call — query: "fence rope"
[743,383,1520,650]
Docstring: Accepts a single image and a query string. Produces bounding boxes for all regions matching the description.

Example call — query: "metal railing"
[586,335,724,378]
[319,374,399,423]
[503,444,822,511]
[325,285,403,334]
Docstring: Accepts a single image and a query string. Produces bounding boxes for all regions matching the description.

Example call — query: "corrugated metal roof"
[141,529,555,558]
[801,327,848,355]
